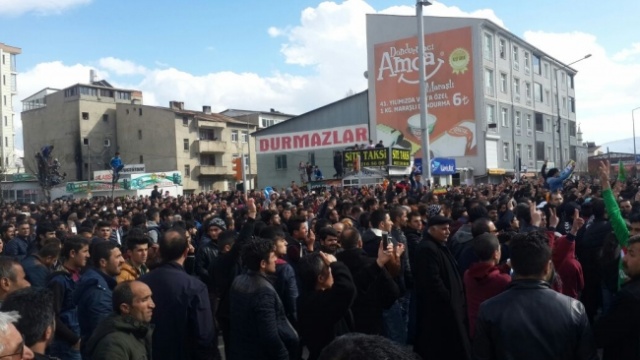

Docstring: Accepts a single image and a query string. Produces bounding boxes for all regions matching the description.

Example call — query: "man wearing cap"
[413,215,471,360]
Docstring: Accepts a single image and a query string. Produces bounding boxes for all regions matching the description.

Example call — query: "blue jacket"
[4,236,31,260]
[48,268,81,347]
[546,167,573,193]
[110,156,122,169]
[73,268,116,347]
[21,255,50,288]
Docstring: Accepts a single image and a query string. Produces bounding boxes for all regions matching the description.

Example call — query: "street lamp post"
[556,54,591,166]
[416,0,433,185]
[633,107,640,175]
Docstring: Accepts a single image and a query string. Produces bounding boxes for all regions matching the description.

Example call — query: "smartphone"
[382,233,389,249]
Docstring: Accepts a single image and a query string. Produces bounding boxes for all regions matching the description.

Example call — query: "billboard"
[93,164,146,181]
[342,148,411,169]
[373,26,476,158]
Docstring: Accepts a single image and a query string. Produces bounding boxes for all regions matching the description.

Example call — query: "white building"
[0,43,21,173]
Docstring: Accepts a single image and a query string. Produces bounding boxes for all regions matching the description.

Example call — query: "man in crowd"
[1,287,56,359]
[74,241,124,351]
[229,238,299,359]
[140,229,215,360]
[86,281,155,360]
[0,257,30,307]
[0,311,35,359]
[595,235,640,359]
[473,231,597,359]
[117,231,150,283]
[4,222,31,260]
[21,238,61,288]
[297,251,357,360]
[413,215,470,360]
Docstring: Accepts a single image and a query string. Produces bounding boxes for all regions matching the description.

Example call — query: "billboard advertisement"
[256,125,369,154]
[373,26,476,158]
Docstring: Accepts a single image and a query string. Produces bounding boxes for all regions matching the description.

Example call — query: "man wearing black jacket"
[413,215,470,360]
[473,231,598,360]
[297,251,357,360]
[336,227,399,336]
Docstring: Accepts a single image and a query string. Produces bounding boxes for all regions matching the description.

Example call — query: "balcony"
[198,165,233,176]
[197,140,227,153]
[198,120,226,129]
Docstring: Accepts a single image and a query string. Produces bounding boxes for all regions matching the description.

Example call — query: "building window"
[516,143,521,160]
[184,164,191,177]
[486,104,496,127]
[183,139,189,151]
[140,155,144,163]
[553,95,558,110]
[501,108,509,127]
[100,89,114,97]
[82,112,89,120]
[102,114,108,122]
[569,121,577,136]
[536,141,545,161]
[484,68,494,94]
[182,116,188,126]
[533,54,541,75]
[562,97,567,114]
[547,146,551,159]
[535,113,544,132]
[527,145,533,161]
[138,130,142,140]
[483,33,494,60]
[569,74,574,89]
[545,90,550,105]
[231,130,239,142]
[546,118,551,133]
[526,114,532,130]
[534,82,543,102]
[503,142,510,161]
[275,155,287,170]
[513,77,520,95]
[525,82,532,99]
[139,108,142,116]
[499,39,506,59]
[512,45,519,70]
[83,138,89,145]
[500,73,507,93]
[4,137,7,148]
[3,96,6,106]
[560,72,566,89]
[104,139,111,147]
[3,116,6,127]
[515,111,521,127]
[262,118,276,127]
[569,97,576,113]
[543,63,549,78]
[241,130,249,143]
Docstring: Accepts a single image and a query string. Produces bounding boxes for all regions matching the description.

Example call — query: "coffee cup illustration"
[408,113,437,138]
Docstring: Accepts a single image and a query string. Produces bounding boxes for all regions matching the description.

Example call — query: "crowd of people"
[0,159,638,360]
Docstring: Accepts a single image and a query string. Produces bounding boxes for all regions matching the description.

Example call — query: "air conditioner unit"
[526,129,533,137]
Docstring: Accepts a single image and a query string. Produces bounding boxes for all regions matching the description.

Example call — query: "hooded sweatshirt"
[463,262,511,338]
[552,234,584,299]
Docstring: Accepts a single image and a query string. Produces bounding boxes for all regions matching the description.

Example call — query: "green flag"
[618,160,627,182]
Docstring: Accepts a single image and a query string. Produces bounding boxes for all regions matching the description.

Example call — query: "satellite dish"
[363,71,368,79]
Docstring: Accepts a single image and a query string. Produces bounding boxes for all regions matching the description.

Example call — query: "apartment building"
[221,108,295,130]
[0,42,21,173]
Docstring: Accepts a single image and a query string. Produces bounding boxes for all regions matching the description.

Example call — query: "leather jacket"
[229,271,299,360]
[194,241,219,286]
[473,279,598,360]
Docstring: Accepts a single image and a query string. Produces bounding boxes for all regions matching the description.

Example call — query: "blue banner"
[430,158,456,175]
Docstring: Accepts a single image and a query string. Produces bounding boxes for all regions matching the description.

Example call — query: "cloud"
[613,43,640,62]
[0,0,91,16]
[523,31,640,143]
[98,57,147,76]
[379,1,506,28]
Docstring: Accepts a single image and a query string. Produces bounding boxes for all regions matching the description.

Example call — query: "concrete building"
[253,91,370,189]
[115,101,257,192]
[366,15,589,182]
[221,108,295,130]
[0,43,21,173]
[22,78,143,181]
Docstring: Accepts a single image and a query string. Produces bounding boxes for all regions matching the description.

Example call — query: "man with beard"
[318,227,340,255]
